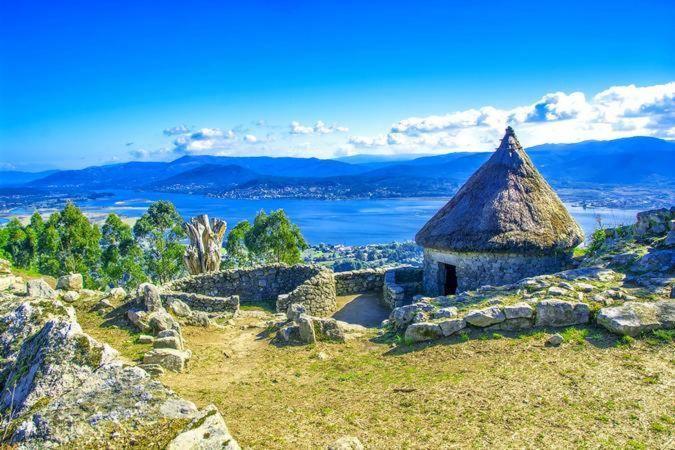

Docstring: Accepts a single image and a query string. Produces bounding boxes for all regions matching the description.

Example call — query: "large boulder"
[297,314,316,344]
[438,318,466,336]
[148,309,181,334]
[167,404,240,449]
[630,250,675,274]
[107,287,127,302]
[139,282,163,312]
[464,306,506,327]
[634,207,673,237]
[596,301,675,336]
[26,279,56,299]
[389,302,435,329]
[535,300,590,327]
[504,303,534,319]
[166,298,192,317]
[404,322,442,342]
[56,273,83,291]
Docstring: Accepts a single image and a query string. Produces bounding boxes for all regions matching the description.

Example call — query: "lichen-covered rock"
[139,282,163,312]
[154,336,183,350]
[166,298,192,317]
[167,404,240,449]
[297,314,316,344]
[464,306,506,327]
[143,348,191,372]
[535,300,590,327]
[127,308,151,333]
[596,301,674,336]
[186,311,211,327]
[630,250,675,274]
[61,290,80,303]
[404,322,442,342]
[634,207,673,236]
[438,318,466,336]
[546,333,563,347]
[312,317,346,343]
[108,286,127,301]
[26,279,56,299]
[138,334,154,344]
[327,435,364,450]
[389,302,435,329]
[503,302,534,319]
[432,307,458,319]
[286,303,307,322]
[56,273,83,291]
[0,258,11,274]
[148,309,181,334]
[276,324,301,343]
[489,317,533,331]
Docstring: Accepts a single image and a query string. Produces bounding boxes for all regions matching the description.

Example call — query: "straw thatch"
[415,127,584,253]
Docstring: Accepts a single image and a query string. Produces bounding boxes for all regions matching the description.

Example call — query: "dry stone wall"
[165,264,337,317]
[161,291,239,313]
[334,268,386,296]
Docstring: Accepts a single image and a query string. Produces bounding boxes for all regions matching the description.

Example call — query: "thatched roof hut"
[416,127,584,254]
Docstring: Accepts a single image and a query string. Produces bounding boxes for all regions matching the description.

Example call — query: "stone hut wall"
[334,268,386,296]
[160,291,239,313]
[165,264,336,316]
[422,248,571,296]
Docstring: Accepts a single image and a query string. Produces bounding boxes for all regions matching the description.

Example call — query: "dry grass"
[157,318,674,450]
[71,296,675,449]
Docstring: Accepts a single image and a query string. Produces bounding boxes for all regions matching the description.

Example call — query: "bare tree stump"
[183,214,227,275]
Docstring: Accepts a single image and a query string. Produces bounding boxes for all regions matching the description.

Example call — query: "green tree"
[244,209,308,265]
[223,220,253,268]
[101,213,146,288]
[2,218,29,267]
[133,201,186,283]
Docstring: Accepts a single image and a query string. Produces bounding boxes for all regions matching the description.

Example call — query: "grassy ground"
[71,297,675,450]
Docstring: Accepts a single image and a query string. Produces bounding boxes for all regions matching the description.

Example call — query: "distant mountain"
[0,170,58,187]
[13,136,675,198]
[333,153,433,165]
[149,164,259,193]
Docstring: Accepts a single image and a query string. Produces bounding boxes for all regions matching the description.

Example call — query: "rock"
[596,301,674,336]
[0,274,22,291]
[317,351,329,361]
[389,302,435,329]
[404,322,442,342]
[503,302,534,319]
[139,282,163,312]
[56,273,83,291]
[575,283,595,293]
[108,287,127,301]
[0,258,11,274]
[154,336,183,350]
[143,348,191,372]
[438,318,466,336]
[148,310,181,334]
[297,314,316,344]
[547,286,569,297]
[137,363,164,377]
[276,325,301,343]
[286,303,307,322]
[166,298,192,317]
[546,333,563,347]
[489,318,533,331]
[327,436,364,450]
[464,306,506,327]
[665,230,675,247]
[138,334,154,344]
[94,298,114,311]
[535,300,590,327]
[630,250,675,274]
[432,307,458,319]
[26,279,56,299]
[61,290,80,303]
[158,328,182,340]
[635,208,672,236]
[186,311,211,327]
[312,317,346,342]
[127,309,150,332]
[167,404,240,450]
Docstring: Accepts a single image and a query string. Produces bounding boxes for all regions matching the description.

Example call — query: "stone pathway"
[332,293,389,328]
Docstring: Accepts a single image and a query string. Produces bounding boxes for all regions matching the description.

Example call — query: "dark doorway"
[441,263,457,295]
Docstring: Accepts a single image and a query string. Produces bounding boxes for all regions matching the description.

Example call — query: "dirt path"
[332,293,389,328]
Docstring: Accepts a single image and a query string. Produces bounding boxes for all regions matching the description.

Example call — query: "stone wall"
[334,268,386,296]
[165,264,336,316]
[161,291,239,314]
[382,266,423,309]
[422,249,572,296]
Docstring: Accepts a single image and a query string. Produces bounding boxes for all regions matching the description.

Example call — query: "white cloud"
[348,135,388,148]
[382,81,675,152]
[129,147,173,160]
[290,120,349,135]
[244,134,258,143]
[163,125,191,136]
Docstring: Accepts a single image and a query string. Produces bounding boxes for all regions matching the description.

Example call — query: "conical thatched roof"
[415,127,584,253]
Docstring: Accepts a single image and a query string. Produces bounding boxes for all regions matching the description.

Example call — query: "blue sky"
[0,0,673,170]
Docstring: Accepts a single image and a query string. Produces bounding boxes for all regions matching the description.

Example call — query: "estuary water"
[75,190,640,245]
